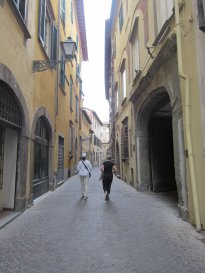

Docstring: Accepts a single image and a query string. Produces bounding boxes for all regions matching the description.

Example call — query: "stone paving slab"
[0,167,205,273]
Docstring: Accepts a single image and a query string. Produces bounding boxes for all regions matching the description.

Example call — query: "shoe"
[81,195,85,199]
[105,194,109,201]
[84,196,88,200]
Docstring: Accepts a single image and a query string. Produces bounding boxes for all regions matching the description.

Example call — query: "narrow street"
[0,168,205,273]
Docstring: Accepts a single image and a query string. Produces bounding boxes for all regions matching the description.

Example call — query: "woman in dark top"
[100,155,117,201]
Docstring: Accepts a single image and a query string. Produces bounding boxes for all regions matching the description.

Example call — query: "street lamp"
[33,37,77,72]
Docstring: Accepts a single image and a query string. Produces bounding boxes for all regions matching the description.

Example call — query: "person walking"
[100,155,117,201]
[77,153,92,200]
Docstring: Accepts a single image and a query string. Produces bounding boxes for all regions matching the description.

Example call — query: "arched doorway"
[136,88,188,217]
[0,81,22,210]
[33,117,49,199]
[148,94,176,192]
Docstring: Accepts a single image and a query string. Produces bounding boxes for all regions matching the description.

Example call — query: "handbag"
[81,160,91,177]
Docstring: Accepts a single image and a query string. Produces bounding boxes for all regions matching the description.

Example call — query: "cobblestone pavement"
[0,168,205,273]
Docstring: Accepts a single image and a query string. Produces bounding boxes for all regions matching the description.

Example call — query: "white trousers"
[80,175,89,196]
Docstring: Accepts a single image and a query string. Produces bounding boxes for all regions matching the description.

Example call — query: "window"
[71,1,73,24]
[51,24,57,60]
[70,78,73,110]
[57,136,64,182]
[154,0,173,35]
[130,18,140,80]
[13,0,27,21]
[0,127,5,190]
[69,122,74,156]
[115,83,119,113]
[61,0,66,27]
[60,55,65,88]
[119,4,124,32]
[39,0,57,58]
[75,96,79,121]
[76,35,79,50]
[198,0,205,32]
[76,63,80,82]
[112,37,116,58]
[120,61,126,100]
[121,118,129,160]
[45,9,52,56]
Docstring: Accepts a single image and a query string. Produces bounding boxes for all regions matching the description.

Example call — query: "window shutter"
[60,57,65,88]
[61,0,66,26]
[198,0,205,32]
[51,23,58,60]
[70,79,73,108]
[39,0,46,44]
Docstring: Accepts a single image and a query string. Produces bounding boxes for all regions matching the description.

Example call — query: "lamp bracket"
[33,58,72,72]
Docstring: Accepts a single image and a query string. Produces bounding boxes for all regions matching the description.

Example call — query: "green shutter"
[51,24,58,60]
[60,57,65,88]
[70,80,73,108]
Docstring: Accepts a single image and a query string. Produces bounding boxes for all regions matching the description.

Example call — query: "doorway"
[148,101,176,192]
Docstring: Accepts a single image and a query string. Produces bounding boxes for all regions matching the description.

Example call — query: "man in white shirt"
[77,153,92,200]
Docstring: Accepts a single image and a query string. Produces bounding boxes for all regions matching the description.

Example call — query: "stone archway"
[136,88,188,219]
[31,107,54,200]
[0,64,30,211]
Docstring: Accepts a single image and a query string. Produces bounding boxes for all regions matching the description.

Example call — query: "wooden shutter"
[51,23,58,60]
[60,56,65,88]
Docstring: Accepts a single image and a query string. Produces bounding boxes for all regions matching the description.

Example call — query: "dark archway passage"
[148,102,176,193]
[136,89,180,207]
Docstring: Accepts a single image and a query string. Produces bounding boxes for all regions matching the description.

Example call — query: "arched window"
[0,81,22,128]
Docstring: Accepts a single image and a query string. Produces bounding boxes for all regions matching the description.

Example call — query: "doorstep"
[0,210,23,229]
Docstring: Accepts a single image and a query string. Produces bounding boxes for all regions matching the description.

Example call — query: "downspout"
[174,0,201,231]
[56,0,60,116]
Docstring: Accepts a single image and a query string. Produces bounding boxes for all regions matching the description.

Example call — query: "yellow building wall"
[177,1,205,228]
[0,1,36,203]
[111,0,205,228]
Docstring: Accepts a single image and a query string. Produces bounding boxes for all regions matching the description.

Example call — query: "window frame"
[120,61,127,100]
[60,55,65,89]
[119,4,124,33]
[13,0,27,22]
[121,117,129,160]
[70,78,73,111]
[154,0,173,36]
[129,18,140,81]
[38,0,56,59]
[8,0,31,38]
[60,0,66,27]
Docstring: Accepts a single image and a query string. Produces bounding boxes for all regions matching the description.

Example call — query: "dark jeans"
[102,173,113,194]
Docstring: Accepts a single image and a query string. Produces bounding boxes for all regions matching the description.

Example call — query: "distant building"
[100,122,110,162]
[83,108,103,166]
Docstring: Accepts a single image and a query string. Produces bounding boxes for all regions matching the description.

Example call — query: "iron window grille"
[0,83,22,128]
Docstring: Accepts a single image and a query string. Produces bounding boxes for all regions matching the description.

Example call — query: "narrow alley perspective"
[1,0,205,272]
[0,168,205,273]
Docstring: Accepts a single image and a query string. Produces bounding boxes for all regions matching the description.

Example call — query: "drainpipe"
[174,0,201,231]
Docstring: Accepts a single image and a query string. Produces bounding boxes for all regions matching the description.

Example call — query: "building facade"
[83,108,103,166]
[81,108,93,162]
[105,0,205,230]
[0,0,88,212]
[100,122,110,162]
